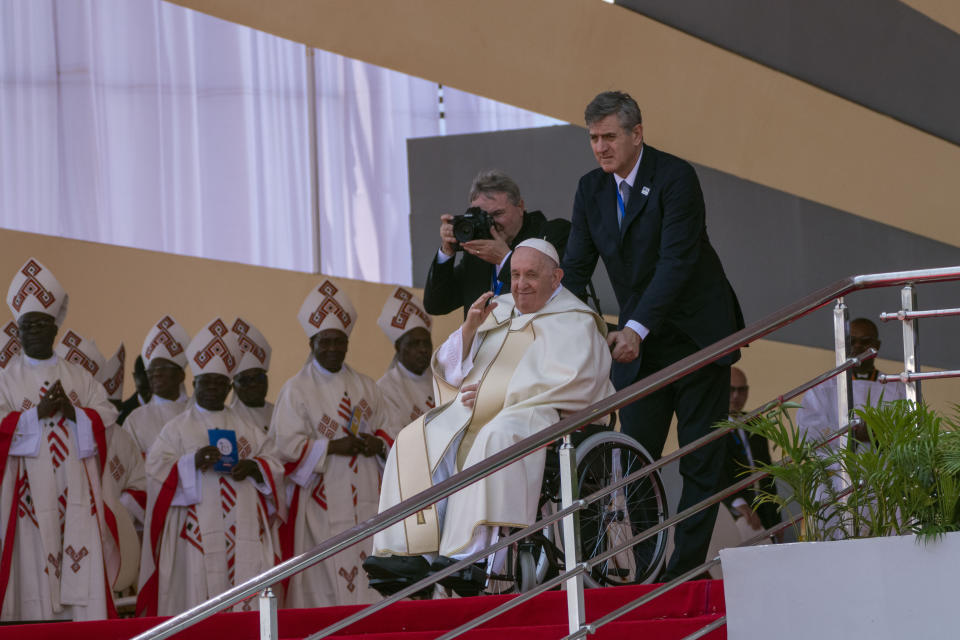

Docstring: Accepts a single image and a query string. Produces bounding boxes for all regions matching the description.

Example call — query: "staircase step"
[1,581,725,640]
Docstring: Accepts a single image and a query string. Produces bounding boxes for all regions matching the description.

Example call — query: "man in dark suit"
[423,169,570,317]
[116,354,152,425]
[724,367,780,536]
[562,91,744,580]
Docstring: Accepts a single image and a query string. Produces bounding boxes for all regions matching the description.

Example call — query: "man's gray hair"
[469,169,523,206]
[584,91,642,131]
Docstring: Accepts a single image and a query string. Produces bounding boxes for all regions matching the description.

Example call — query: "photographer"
[423,169,570,317]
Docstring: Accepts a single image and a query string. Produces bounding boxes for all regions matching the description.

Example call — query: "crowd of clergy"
[0,257,439,621]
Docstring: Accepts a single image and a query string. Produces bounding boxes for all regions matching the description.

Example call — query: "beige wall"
[0,228,461,401]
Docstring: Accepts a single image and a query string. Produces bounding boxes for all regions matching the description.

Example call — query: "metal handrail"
[133,265,960,640]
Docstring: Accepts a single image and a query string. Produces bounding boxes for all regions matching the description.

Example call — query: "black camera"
[452,207,493,249]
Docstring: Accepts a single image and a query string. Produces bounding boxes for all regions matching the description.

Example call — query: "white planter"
[720,531,960,639]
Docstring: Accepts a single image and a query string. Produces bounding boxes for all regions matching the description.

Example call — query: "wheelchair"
[484,421,668,594]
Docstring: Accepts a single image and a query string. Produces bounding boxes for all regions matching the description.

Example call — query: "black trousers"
[617,326,730,580]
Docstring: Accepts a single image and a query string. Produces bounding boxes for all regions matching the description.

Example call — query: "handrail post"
[259,587,278,640]
[901,284,922,405]
[559,434,585,635]
[833,298,854,519]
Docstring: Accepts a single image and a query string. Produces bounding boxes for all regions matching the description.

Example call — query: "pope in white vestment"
[372,240,615,562]
[376,287,436,427]
[136,319,282,616]
[272,279,401,608]
[0,258,121,621]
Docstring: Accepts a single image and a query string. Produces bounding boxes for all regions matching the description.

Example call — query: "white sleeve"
[434,327,481,388]
[74,409,97,459]
[170,452,203,506]
[8,407,42,457]
[289,439,327,488]
[248,459,273,495]
[624,319,650,341]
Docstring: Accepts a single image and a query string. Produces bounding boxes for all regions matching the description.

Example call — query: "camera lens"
[453,218,477,244]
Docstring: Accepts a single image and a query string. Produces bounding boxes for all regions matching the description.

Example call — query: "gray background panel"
[408,125,960,369]
[618,0,960,146]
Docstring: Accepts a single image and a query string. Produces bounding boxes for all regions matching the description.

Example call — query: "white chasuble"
[377,364,436,431]
[0,354,120,621]
[373,288,614,558]
[230,399,274,435]
[271,362,400,608]
[123,396,188,457]
[99,424,147,591]
[136,405,281,616]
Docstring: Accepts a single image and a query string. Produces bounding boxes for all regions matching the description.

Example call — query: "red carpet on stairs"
[0,580,725,639]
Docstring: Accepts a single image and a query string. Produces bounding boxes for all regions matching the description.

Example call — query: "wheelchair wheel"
[574,431,667,586]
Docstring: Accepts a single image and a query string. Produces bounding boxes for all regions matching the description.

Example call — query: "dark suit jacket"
[116,392,145,425]
[723,423,781,529]
[561,144,744,387]
[423,210,571,317]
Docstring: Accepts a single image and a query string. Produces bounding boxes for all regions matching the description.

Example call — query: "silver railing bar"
[311,360,864,640]
[565,559,722,640]
[575,510,810,639]
[680,616,728,640]
[135,352,873,640]
[877,370,960,384]
[307,498,587,639]
[135,266,960,639]
[879,308,960,322]
[437,562,589,640]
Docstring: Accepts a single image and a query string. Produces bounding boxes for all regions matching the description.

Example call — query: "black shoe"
[430,556,487,597]
[363,555,430,581]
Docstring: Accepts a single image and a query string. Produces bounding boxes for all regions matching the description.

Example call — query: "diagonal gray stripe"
[617,0,960,146]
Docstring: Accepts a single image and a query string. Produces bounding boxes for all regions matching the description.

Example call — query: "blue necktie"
[617,181,631,226]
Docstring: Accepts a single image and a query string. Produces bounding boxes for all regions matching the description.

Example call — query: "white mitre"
[231,317,271,373]
[377,287,432,344]
[55,328,107,380]
[6,257,69,326]
[102,344,126,400]
[141,315,190,368]
[0,321,20,370]
[297,279,357,338]
[514,238,559,265]
[186,317,240,377]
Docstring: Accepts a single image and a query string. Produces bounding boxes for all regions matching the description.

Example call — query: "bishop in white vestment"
[124,316,191,457]
[229,317,274,434]
[136,318,282,616]
[376,287,436,427]
[0,259,121,621]
[371,241,614,566]
[272,280,401,608]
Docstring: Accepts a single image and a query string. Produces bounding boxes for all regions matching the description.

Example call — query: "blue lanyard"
[492,270,504,295]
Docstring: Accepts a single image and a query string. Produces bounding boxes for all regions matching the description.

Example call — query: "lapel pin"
[640,186,650,196]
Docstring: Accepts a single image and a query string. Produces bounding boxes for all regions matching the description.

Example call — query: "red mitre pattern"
[59,330,101,377]
[388,288,432,331]
[0,321,20,369]
[231,318,267,366]
[308,281,352,331]
[10,259,56,313]
[102,344,125,398]
[143,316,185,361]
[189,318,237,375]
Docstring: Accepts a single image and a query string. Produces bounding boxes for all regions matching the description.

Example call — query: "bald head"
[729,366,749,414]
